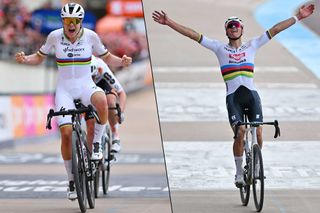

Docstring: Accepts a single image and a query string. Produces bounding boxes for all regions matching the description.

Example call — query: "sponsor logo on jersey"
[63,47,85,53]
[229,52,245,61]
[229,59,247,64]
[224,46,236,53]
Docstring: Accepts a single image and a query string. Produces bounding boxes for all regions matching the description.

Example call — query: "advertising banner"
[0,94,56,143]
[0,97,13,142]
[107,0,144,17]
[31,9,97,34]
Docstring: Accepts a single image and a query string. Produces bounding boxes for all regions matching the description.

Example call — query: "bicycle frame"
[46,102,100,212]
[236,118,280,212]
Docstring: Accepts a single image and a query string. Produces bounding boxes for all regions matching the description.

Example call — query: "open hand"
[152,10,169,25]
[297,4,315,20]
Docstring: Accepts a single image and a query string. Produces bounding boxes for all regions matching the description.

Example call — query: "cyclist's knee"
[236,125,246,137]
[257,127,263,142]
[60,125,72,143]
[107,93,117,105]
[92,94,108,123]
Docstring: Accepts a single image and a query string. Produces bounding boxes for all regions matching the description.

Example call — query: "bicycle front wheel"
[252,144,264,212]
[81,132,95,209]
[94,163,100,198]
[72,131,87,213]
[240,166,250,206]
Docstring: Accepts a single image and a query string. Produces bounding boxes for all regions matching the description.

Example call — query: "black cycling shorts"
[96,79,113,95]
[226,85,263,126]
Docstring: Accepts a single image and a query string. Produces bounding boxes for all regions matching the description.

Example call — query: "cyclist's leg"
[106,91,119,137]
[106,91,122,152]
[55,89,76,199]
[82,84,108,160]
[248,90,263,148]
[226,92,245,185]
[85,118,95,152]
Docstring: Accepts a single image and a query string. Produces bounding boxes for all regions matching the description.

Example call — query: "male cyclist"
[86,55,127,153]
[15,3,132,200]
[152,4,314,187]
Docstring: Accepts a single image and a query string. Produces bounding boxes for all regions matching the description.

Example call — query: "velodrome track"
[144,0,320,212]
[0,86,172,212]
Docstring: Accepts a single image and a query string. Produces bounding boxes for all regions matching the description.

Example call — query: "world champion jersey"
[38,28,109,81]
[199,32,271,95]
[92,57,124,92]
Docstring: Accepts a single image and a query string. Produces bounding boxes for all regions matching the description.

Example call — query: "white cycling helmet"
[225,16,243,29]
[91,55,99,77]
[61,3,85,19]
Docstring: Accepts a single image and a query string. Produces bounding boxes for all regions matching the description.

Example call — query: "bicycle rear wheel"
[252,144,264,212]
[102,125,112,194]
[240,166,250,206]
[72,131,87,213]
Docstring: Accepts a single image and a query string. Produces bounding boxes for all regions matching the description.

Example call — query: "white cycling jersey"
[199,32,271,95]
[38,28,108,126]
[92,56,124,92]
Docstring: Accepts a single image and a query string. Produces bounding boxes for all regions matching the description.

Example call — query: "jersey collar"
[63,27,84,43]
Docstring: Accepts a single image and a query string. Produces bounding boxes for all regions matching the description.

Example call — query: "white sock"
[93,122,106,144]
[112,123,120,140]
[64,160,74,181]
[234,156,243,176]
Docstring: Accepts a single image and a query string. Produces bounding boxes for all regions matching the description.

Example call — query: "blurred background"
[0,0,153,147]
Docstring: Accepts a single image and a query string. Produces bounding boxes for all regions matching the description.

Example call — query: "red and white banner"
[107,0,144,17]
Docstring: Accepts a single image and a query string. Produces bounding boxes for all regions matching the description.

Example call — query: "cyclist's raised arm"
[268,3,315,38]
[152,10,201,42]
[15,52,45,65]
[101,53,132,68]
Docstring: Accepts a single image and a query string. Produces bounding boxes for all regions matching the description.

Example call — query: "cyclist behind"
[152,4,314,187]
[15,3,132,200]
[86,55,126,153]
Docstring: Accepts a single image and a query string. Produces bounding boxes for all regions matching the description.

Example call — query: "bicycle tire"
[240,166,250,206]
[94,164,100,198]
[81,132,95,209]
[72,131,87,213]
[252,144,264,212]
[102,126,112,194]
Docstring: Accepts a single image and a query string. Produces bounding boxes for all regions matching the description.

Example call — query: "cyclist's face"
[226,21,243,39]
[63,18,82,39]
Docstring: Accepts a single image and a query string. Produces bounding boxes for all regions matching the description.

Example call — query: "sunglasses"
[63,18,81,25]
[226,21,242,29]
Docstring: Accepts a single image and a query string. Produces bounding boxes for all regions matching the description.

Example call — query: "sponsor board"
[0,94,56,144]
[0,97,13,142]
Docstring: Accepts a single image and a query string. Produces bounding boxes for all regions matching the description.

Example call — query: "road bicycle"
[234,114,280,212]
[94,102,122,197]
[46,100,100,213]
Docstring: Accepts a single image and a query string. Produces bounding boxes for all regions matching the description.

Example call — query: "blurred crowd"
[0,0,148,64]
[0,0,44,58]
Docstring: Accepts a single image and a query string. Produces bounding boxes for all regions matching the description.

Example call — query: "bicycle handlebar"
[46,105,100,130]
[233,120,281,139]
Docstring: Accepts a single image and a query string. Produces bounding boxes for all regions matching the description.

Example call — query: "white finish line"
[156,88,320,122]
[164,141,320,190]
[155,82,318,89]
[0,180,168,192]
[153,66,300,73]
